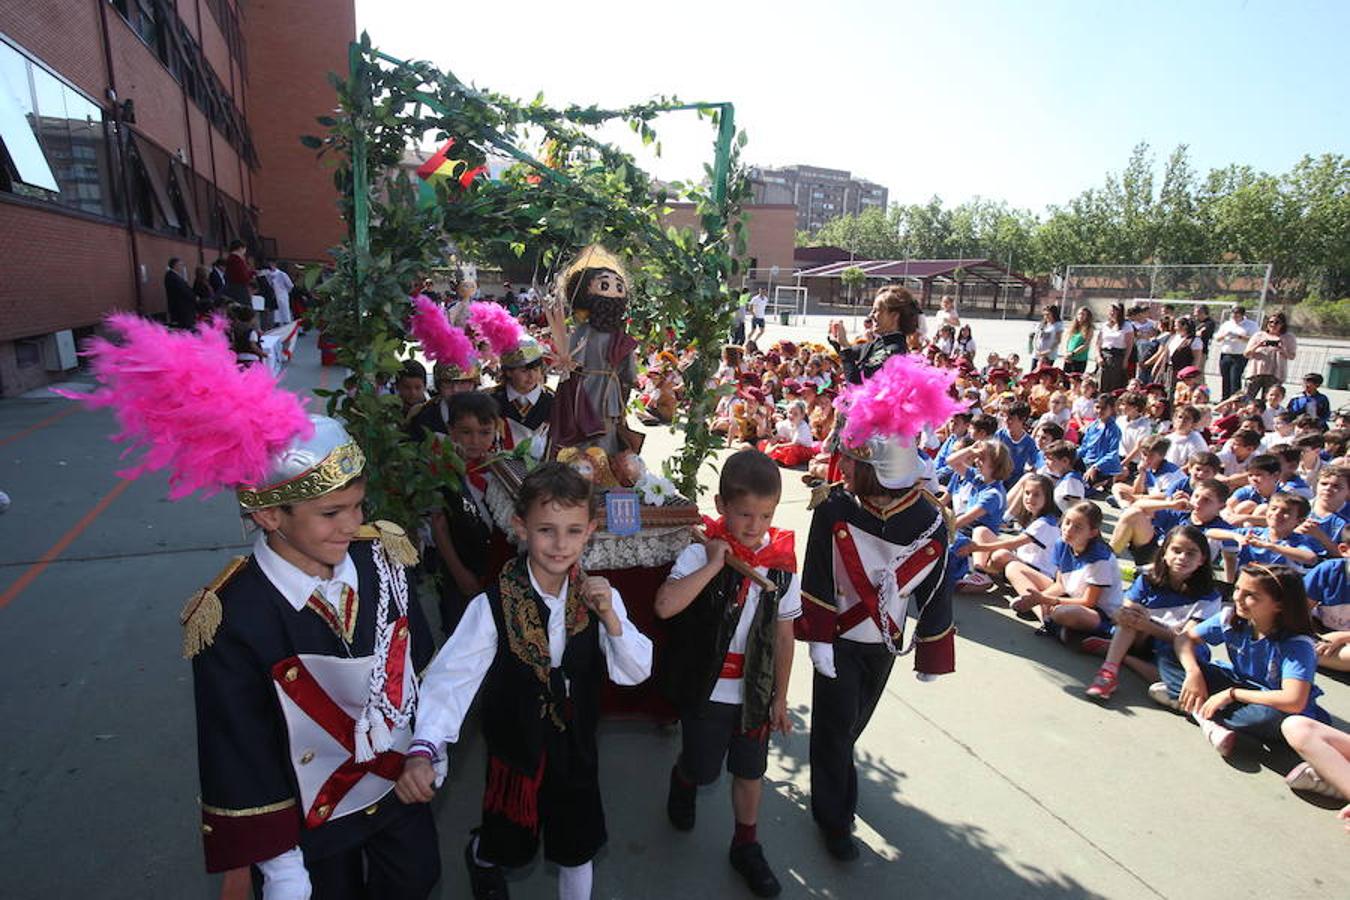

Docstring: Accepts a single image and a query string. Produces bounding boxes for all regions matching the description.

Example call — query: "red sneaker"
[1085,667,1118,700]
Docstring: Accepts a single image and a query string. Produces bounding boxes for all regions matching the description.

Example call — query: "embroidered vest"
[660,565,793,731]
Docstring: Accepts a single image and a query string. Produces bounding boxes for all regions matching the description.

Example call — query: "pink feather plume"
[409,295,476,370]
[55,314,312,499]
[834,354,967,447]
[466,301,525,357]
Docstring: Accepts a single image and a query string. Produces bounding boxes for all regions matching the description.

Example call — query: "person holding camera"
[1243,311,1297,397]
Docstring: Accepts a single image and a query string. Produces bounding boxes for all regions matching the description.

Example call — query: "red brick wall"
[660,203,798,273]
[0,0,105,98]
[0,203,135,340]
[244,0,354,263]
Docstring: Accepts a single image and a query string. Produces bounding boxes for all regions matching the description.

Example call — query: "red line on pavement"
[0,405,78,448]
[0,478,133,611]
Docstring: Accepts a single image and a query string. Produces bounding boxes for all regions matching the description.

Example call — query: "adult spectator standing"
[1193,304,1217,355]
[729,292,747,345]
[163,257,197,329]
[1146,316,1205,394]
[1244,311,1297,397]
[1063,306,1094,374]
[1214,304,1258,398]
[253,263,277,330]
[191,265,214,314]
[222,240,254,307]
[748,287,769,343]
[829,285,923,384]
[1093,303,1134,392]
[1127,304,1161,382]
[208,257,227,296]
[1030,304,1064,368]
[935,295,961,331]
[264,260,294,325]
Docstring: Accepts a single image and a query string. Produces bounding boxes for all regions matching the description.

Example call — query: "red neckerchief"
[465,458,487,492]
[700,514,797,607]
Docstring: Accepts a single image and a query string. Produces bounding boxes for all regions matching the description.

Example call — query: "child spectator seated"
[957,474,1061,595]
[1084,525,1223,700]
[1288,372,1331,426]
[934,412,973,485]
[947,439,1014,591]
[1226,453,1282,520]
[1114,391,1154,476]
[1079,394,1122,492]
[1168,451,1222,498]
[1296,464,1350,558]
[1111,435,1182,507]
[1110,478,1237,576]
[1006,501,1124,646]
[655,450,800,897]
[1274,444,1314,499]
[1208,493,1322,575]
[1163,405,1209,467]
[997,401,1038,489]
[1160,565,1330,758]
[1280,716,1350,814]
[1215,429,1263,480]
[1304,523,1350,673]
[764,399,817,468]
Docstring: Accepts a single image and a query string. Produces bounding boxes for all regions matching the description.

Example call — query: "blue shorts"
[752,316,766,328]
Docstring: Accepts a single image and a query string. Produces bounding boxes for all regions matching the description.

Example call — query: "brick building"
[659,202,797,276]
[0,0,354,396]
[748,164,888,234]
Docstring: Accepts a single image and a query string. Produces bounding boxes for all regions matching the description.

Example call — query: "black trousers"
[808,639,895,834]
[301,801,441,900]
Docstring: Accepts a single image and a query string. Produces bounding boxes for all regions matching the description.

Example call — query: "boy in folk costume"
[400,463,653,900]
[491,336,554,456]
[61,316,440,899]
[655,449,801,898]
[795,355,963,861]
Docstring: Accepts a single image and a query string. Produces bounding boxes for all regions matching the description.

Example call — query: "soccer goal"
[1057,262,1273,323]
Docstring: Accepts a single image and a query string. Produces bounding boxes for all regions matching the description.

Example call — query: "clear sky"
[354,0,1349,214]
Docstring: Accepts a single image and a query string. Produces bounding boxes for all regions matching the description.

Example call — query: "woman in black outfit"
[828,285,923,385]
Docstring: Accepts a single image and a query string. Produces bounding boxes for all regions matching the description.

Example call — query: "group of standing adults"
[162,240,298,331]
[1031,300,1296,398]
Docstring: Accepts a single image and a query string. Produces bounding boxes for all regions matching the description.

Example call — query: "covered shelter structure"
[797,257,1038,315]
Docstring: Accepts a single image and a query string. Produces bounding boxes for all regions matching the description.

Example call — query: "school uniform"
[1015,515,1060,575]
[191,530,439,899]
[1150,510,1236,561]
[1307,509,1350,552]
[1305,558,1350,631]
[949,476,1006,582]
[414,557,652,869]
[661,531,801,786]
[1158,608,1330,743]
[1231,526,1322,574]
[997,428,1038,488]
[796,487,953,837]
[1051,469,1087,510]
[1120,577,1221,658]
[1078,418,1122,477]
[933,432,966,485]
[1049,538,1124,635]
[1163,430,1209,467]
[1278,476,1314,500]
[1142,460,1185,494]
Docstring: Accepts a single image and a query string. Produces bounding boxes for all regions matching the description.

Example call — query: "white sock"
[558,861,593,900]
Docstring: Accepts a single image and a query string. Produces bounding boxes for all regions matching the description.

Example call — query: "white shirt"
[751,293,769,317]
[414,561,653,752]
[1016,516,1059,574]
[1163,429,1209,467]
[936,307,960,330]
[1117,415,1155,461]
[1214,317,1258,356]
[254,534,359,613]
[667,542,802,705]
[505,384,543,407]
[1097,321,1133,350]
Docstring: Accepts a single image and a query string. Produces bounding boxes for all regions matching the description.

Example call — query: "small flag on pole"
[415,138,486,188]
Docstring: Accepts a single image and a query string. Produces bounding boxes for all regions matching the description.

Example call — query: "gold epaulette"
[356,520,419,567]
[180,556,248,660]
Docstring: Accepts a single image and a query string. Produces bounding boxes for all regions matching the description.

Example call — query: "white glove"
[809,642,836,679]
[258,846,312,900]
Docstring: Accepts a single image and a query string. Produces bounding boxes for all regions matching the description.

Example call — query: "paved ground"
[1,320,1347,900]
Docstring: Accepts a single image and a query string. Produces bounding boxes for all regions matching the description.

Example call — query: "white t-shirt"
[1053,540,1125,617]
[1016,515,1060,574]
[1214,317,1258,356]
[1118,415,1155,461]
[1164,430,1209,467]
[1097,322,1133,350]
[667,542,802,705]
[1053,470,1087,509]
[751,293,769,318]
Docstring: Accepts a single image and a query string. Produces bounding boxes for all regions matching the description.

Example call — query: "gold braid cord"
[181,556,248,659]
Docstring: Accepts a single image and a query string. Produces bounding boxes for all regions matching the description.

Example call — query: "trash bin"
[1329,357,1350,390]
[779,311,791,326]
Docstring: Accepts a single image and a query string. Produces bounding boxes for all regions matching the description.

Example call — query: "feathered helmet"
[500,336,545,369]
[410,295,525,373]
[834,354,966,490]
[57,315,362,511]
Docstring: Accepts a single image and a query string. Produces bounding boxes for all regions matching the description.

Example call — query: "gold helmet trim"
[236,441,366,512]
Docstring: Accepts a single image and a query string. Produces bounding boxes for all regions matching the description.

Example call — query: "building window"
[0,38,121,219]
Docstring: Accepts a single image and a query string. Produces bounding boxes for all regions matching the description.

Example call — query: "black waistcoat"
[659,566,793,730]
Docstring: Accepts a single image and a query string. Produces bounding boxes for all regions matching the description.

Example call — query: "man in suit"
[164,257,197,329]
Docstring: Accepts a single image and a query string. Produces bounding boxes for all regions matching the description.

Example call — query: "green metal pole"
[349,42,370,283]
[711,103,735,208]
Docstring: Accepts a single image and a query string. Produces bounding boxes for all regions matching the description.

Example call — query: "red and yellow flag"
[415,138,486,188]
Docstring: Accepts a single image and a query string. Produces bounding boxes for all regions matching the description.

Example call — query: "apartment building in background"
[748,164,888,234]
[0,0,354,395]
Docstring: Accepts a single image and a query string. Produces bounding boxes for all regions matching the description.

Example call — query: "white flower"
[635,473,678,507]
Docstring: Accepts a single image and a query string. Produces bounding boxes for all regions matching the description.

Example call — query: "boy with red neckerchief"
[655,449,801,898]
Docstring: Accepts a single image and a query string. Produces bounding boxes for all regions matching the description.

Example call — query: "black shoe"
[729,842,782,897]
[1034,622,1059,638]
[464,834,510,900]
[667,765,696,831]
[823,830,860,861]
[1015,609,1040,621]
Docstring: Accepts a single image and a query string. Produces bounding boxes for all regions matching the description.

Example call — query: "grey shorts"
[678,700,769,784]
